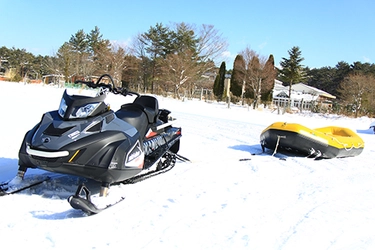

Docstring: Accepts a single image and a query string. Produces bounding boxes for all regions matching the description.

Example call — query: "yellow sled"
[260,122,364,158]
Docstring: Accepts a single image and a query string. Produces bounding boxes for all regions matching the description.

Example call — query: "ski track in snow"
[0,81,375,249]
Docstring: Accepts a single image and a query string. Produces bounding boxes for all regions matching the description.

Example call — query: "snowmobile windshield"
[58,89,108,120]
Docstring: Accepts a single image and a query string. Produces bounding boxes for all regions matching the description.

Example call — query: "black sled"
[17,74,182,211]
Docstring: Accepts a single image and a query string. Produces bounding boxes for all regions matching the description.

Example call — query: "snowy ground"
[0,81,375,250]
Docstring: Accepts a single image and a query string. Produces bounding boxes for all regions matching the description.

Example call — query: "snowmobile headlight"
[73,103,100,118]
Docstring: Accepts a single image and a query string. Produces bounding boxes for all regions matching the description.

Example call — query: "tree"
[172,22,199,54]
[247,55,264,108]
[159,22,201,98]
[196,24,228,65]
[262,54,277,102]
[278,46,306,106]
[162,49,199,98]
[306,66,335,94]
[101,43,129,87]
[136,22,227,95]
[240,47,269,108]
[69,29,90,77]
[131,33,153,92]
[230,54,246,102]
[213,62,226,100]
[87,26,111,74]
[54,42,74,83]
[338,73,375,117]
[139,23,175,92]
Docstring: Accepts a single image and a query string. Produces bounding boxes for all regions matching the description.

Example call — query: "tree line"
[1,24,375,117]
[276,46,375,117]
[0,24,226,99]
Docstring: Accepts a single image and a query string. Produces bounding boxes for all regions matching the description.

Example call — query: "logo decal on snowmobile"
[125,140,144,169]
[109,161,118,169]
[68,130,80,140]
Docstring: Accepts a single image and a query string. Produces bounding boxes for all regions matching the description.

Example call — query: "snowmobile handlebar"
[74,74,139,97]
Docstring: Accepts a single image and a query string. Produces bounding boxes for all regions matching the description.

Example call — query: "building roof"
[273,82,336,101]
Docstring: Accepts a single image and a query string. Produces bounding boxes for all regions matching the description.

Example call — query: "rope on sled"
[272,135,286,156]
[330,136,364,151]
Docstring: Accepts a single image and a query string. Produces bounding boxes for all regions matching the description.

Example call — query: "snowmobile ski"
[68,183,125,215]
[68,151,187,215]
[0,176,50,196]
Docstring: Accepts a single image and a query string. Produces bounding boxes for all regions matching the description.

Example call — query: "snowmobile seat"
[115,104,149,138]
[133,95,159,124]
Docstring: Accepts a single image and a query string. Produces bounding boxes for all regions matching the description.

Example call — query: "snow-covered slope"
[0,81,374,249]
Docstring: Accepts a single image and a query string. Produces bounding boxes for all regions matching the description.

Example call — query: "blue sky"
[1,0,374,69]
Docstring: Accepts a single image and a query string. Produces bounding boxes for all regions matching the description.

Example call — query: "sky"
[1,0,374,69]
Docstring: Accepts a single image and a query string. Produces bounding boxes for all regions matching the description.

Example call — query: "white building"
[272,80,336,111]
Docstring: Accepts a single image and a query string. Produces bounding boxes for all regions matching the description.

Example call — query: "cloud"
[363,56,371,63]
[221,51,232,58]
[110,39,131,49]
[258,42,268,50]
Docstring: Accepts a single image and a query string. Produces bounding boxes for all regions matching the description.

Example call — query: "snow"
[1,80,375,249]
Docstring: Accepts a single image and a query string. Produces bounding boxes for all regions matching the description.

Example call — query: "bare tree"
[46,43,74,84]
[161,49,202,98]
[241,47,267,108]
[96,42,129,87]
[130,33,153,92]
[197,24,228,65]
[106,43,128,87]
[338,73,375,117]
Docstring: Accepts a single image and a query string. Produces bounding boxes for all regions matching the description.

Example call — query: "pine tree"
[87,26,111,72]
[279,46,305,105]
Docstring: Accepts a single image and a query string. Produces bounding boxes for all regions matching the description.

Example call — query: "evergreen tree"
[140,23,174,59]
[69,29,89,54]
[218,61,226,100]
[172,22,199,55]
[213,62,226,100]
[278,46,305,105]
[56,42,74,82]
[262,54,276,101]
[230,54,246,98]
[69,29,90,77]
[140,23,175,92]
[87,26,111,74]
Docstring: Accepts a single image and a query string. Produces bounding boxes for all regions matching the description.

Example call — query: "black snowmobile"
[14,74,184,213]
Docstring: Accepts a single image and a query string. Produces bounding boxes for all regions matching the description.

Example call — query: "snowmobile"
[14,74,183,213]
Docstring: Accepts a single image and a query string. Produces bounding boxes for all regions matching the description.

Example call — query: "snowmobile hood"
[30,110,137,151]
